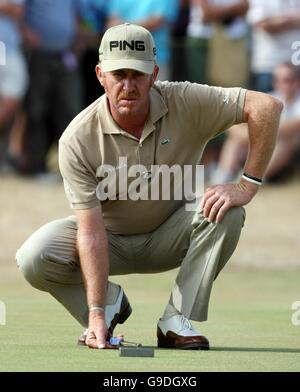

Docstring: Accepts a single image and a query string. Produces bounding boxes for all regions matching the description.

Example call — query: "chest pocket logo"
[160,138,170,145]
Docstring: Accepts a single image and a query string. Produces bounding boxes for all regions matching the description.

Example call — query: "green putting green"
[0,267,299,372]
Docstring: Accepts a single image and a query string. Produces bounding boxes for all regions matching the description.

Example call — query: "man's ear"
[151,65,160,85]
[95,64,104,86]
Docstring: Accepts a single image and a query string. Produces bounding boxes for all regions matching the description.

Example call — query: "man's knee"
[220,206,246,236]
[16,240,47,291]
[16,217,78,290]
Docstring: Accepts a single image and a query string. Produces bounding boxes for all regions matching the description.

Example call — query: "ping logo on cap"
[110,40,146,52]
[99,24,156,74]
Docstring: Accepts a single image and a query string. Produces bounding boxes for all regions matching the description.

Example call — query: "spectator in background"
[188,1,249,182]
[211,63,300,184]
[171,0,190,82]
[0,0,27,168]
[20,0,82,177]
[78,0,108,106]
[79,0,107,37]
[247,0,300,93]
[186,0,248,85]
[106,0,179,81]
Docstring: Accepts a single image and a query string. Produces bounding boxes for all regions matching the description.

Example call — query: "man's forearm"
[196,0,248,23]
[243,92,283,179]
[136,15,166,32]
[257,14,300,34]
[77,230,109,309]
[107,15,165,32]
[0,4,23,20]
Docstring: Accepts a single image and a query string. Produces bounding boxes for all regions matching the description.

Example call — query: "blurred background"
[0,1,300,372]
[1,0,300,269]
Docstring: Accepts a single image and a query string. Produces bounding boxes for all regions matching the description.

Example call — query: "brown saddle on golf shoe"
[157,314,209,350]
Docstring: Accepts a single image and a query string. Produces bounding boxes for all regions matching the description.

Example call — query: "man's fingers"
[86,333,100,349]
[208,198,226,223]
[96,330,107,349]
[86,335,118,350]
[202,194,219,218]
[200,189,217,210]
[86,329,107,349]
[216,203,231,223]
[97,339,106,349]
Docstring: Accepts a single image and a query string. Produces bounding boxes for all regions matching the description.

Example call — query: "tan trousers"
[16,205,245,328]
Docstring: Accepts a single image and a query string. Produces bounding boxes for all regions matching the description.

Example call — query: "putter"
[109,337,155,357]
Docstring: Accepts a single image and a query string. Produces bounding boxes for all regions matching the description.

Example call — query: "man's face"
[273,66,300,99]
[96,66,158,118]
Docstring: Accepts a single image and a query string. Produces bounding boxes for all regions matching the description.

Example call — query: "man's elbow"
[261,95,283,131]
[270,96,284,114]
[244,91,283,125]
[261,93,283,114]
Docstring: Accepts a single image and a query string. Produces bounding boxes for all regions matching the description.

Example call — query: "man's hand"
[200,180,258,223]
[256,15,300,34]
[85,313,117,349]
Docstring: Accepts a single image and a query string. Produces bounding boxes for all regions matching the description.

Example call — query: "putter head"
[119,346,155,357]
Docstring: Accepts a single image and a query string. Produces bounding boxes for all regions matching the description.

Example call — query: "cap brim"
[101,59,155,74]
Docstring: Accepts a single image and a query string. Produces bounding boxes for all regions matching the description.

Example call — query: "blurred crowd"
[1,0,300,183]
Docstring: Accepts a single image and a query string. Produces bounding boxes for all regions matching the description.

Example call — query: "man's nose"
[122,77,135,91]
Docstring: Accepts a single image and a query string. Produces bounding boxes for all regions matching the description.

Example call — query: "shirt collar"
[98,87,168,141]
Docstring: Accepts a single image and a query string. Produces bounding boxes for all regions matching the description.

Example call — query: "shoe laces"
[179,314,194,333]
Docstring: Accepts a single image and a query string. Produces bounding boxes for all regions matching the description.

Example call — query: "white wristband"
[242,174,263,186]
[89,305,105,313]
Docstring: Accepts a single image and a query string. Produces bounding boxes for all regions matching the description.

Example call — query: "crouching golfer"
[16,24,282,350]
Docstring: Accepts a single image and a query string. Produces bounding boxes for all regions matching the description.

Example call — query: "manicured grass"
[0,267,300,372]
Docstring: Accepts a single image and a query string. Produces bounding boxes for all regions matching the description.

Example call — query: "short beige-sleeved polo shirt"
[59,81,246,234]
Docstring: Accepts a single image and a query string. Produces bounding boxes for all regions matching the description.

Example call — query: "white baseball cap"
[99,23,157,74]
